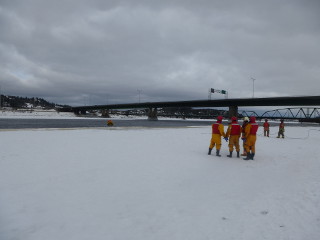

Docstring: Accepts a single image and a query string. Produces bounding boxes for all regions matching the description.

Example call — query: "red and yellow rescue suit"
[263,121,270,137]
[226,122,242,152]
[241,121,248,155]
[243,121,259,154]
[277,122,285,138]
[209,121,225,150]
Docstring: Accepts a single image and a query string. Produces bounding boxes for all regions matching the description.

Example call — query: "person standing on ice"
[208,115,226,157]
[263,119,270,137]
[242,116,259,160]
[107,120,114,126]
[277,119,285,138]
[225,116,242,158]
[241,117,249,156]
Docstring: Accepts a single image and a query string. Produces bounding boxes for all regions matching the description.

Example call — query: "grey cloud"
[0,0,319,106]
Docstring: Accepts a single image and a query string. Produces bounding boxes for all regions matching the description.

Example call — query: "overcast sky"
[0,0,319,106]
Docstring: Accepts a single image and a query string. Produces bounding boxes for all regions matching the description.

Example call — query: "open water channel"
[0,118,214,129]
[0,118,314,130]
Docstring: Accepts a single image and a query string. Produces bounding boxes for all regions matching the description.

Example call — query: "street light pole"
[137,89,142,103]
[251,77,256,98]
[0,85,2,109]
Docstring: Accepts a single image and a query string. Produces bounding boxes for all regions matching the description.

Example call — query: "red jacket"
[250,123,259,135]
[279,122,285,130]
[263,122,270,129]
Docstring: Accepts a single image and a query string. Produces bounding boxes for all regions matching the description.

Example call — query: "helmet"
[250,116,256,122]
[217,116,223,121]
[244,117,249,122]
[231,116,237,122]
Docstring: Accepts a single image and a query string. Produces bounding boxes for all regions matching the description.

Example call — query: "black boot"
[227,151,232,158]
[237,151,240,158]
[243,153,251,160]
[250,153,255,160]
[216,150,221,157]
[208,148,212,155]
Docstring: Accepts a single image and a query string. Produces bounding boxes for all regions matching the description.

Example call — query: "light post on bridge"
[137,89,142,103]
[251,77,256,98]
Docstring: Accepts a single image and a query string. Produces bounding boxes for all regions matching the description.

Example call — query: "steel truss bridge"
[241,107,320,122]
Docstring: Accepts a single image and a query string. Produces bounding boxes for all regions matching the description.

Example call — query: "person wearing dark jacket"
[263,119,270,137]
[241,117,249,156]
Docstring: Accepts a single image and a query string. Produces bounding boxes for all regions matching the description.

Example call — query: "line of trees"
[115,107,231,119]
[0,95,56,109]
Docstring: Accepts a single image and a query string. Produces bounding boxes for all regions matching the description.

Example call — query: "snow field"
[0,125,319,240]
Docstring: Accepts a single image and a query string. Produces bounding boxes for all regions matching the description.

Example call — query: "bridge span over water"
[62,95,320,121]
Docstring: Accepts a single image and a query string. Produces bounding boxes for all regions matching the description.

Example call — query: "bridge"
[61,95,320,121]
[241,107,320,123]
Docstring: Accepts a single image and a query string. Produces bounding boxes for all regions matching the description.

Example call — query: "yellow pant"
[209,134,222,150]
[228,135,240,152]
[244,135,257,154]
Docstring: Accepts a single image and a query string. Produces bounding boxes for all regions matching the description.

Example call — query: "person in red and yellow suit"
[242,116,259,160]
[107,120,114,126]
[225,116,242,158]
[277,119,285,138]
[263,119,270,137]
[241,117,249,156]
[208,116,226,157]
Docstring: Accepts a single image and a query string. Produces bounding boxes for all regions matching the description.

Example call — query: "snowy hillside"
[0,125,319,240]
[0,109,78,119]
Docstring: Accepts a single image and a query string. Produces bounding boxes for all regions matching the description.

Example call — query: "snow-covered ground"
[0,122,320,239]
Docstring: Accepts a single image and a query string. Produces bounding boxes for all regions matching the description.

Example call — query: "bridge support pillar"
[148,107,158,121]
[228,106,238,119]
[80,109,87,115]
[101,109,110,118]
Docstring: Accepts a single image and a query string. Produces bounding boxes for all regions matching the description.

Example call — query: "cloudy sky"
[0,0,319,106]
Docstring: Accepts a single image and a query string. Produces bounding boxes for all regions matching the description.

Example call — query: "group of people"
[208,116,285,160]
[262,119,285,138]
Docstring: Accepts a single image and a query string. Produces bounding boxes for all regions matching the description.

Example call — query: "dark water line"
[0,118,212,129]
[0,118,318,130]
